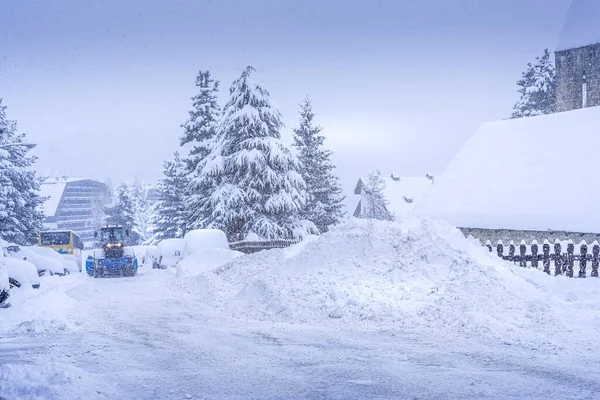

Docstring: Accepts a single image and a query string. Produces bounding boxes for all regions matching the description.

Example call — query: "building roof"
[556,0,600,52]
[414,106,600,233]
[355,173,434,217]
[39,177,100,217]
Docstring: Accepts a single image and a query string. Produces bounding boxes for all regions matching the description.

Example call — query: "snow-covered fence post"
[519,240,527,267]
[508,241,516,263]
[531,240,539,269]
[554,240,562,276]
[542,240,551,275]
[497,241,504,259]
[579,241,588,278]
[485,240,492,252]
[592,241,600,277]
[566,241,575,278]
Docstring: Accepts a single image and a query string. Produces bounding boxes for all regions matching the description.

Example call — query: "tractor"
[86,225,138,278]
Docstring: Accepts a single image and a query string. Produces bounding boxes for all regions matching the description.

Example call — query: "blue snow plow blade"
[86,257,138,277]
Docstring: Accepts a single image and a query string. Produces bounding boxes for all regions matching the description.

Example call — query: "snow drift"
[184,218,566,344]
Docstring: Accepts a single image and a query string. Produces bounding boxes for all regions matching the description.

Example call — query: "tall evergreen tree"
[292,98,345,233]
[103,182,151,245]
[196,66,316,241]
[0,99,45,245]
[180,70,221,174]
[511,49,556,119]
[360,170,394,221]
[151,152,188,242]
[180,70,221,230]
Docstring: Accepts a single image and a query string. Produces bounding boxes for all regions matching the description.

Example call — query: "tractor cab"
[95,226,129,259]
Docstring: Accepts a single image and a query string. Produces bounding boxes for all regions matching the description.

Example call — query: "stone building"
[555,0,600,112]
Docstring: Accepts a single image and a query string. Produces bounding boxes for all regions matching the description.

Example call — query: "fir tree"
[360,170,394,221]
[180,70,221,174]
[197,66,316,241]
[292,98,345,233]
[103,181,151,245]
[151,152,188,242]
[0,99,45,245]
[180,70,222,230]
[511,49,556,119]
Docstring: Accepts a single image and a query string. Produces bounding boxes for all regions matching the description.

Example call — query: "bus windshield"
[40,231,71,246]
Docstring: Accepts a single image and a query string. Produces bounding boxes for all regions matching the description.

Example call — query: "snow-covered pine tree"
[292,97,345,233]
[360,170,394,221]
[151,152,188,242]
[511,49,556,119]
[180,70,221,174]
[180,70,222,230]
[0,99,45,245]
[129,180,154,244]
[199,66,316,241]
[103,182,145,245]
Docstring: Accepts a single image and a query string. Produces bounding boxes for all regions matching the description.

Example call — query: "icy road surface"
[2,271,599,400]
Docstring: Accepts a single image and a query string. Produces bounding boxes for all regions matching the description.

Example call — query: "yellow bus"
[38,230,83,266]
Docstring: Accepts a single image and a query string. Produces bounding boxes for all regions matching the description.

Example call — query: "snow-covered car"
[156,238,185,269]
[14,246,65,276]
[183,229,229,257]
[23,246,77,275]
[61,254,81,273]
[3,257,41,289]
[0,251,10,307]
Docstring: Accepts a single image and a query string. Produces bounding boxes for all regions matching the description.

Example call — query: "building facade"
[555,1,600,112]
[41,178,111,243]
[555,43,600,112]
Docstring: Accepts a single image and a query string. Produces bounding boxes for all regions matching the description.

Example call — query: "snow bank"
[188,218,566,344]
[0,276,82,334]
[176,248,243,276]
[0,362,115,400]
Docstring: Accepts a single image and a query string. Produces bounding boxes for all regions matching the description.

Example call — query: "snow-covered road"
[2,268,599,400]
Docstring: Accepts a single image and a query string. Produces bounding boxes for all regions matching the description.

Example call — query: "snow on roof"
[357,174,434,216]
[39,177,96,217]
[556,0,600,52]
[415,106,600,233]
[39,181,67,217]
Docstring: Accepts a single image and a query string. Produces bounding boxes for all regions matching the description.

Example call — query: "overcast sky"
[0,0,572,210]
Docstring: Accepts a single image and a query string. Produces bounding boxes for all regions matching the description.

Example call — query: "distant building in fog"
[40,177,111,242]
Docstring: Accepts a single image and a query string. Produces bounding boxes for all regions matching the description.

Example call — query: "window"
[40,231,71,245]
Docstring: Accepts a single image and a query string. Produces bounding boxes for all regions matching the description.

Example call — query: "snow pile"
[0,362,115,400]
[189,218,565,344]
[176,248,243,276]
[0,276,81,334]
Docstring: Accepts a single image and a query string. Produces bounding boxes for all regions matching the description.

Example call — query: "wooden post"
[554,240,562,276]
[485,240,492,252]
[542,240,550,275]
[509,241,516,263]
[592,241,600,278]
[579,241,588,278]
[567,240,575,278]
[519,240,527,267]
[531,240,539,270]
[497,241,504,259]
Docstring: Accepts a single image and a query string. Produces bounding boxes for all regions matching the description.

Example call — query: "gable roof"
[355,173,434,217]
[414,106,600,233]
[556,0,600,52]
